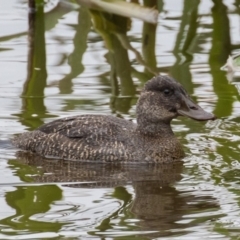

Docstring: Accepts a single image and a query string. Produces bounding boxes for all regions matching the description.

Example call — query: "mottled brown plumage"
[12,75,215,163]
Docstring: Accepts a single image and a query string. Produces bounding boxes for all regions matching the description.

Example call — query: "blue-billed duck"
[12,76,215,163]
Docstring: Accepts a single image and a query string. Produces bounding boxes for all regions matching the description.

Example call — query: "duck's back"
[12,115,137,162]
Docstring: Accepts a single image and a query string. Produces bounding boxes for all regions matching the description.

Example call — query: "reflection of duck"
[15,152,183,186]
[12,76,215,163]
[15,153,219,238]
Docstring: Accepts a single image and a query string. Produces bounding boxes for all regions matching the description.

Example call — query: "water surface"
[1,0,240,239]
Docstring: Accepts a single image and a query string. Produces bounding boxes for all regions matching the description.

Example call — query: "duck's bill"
[177,96,216,121]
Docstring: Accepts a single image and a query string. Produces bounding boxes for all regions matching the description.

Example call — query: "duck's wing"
[13,115,136,161]
[37,115,135,140]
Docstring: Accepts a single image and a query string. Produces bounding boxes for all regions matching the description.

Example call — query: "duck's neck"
[136,120,174,137]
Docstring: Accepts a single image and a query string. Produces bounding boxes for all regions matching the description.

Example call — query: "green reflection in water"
[23,0,47,124]
[90,9,137,114]
[0,159,64,234]
[0,184,63,233]
[94,186,132,232]
[171,0,200,95]
[210,0,238,118]
[13,0,51,130]
[8,159,42,183]
[142,0,159,77]
[58,6,91,95]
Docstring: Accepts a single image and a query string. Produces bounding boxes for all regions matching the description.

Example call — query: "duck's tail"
[11,131,44,152]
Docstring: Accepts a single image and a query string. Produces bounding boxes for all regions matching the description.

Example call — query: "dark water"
[1,0,240,239]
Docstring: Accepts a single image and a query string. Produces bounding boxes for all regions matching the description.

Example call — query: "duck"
[12,75,215,163]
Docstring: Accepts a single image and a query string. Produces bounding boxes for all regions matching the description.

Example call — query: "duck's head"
[136,75,215,134]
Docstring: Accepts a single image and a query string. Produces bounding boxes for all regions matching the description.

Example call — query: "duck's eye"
[163,88,172,96]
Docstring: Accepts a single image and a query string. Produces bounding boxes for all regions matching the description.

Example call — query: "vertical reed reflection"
[142,0,158,77]
[210,0,237,117]
[90,10,136,114]
[15,0,48,130]
[171,0,200,95]
[58,7,91,95]
[108,31,136,114]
